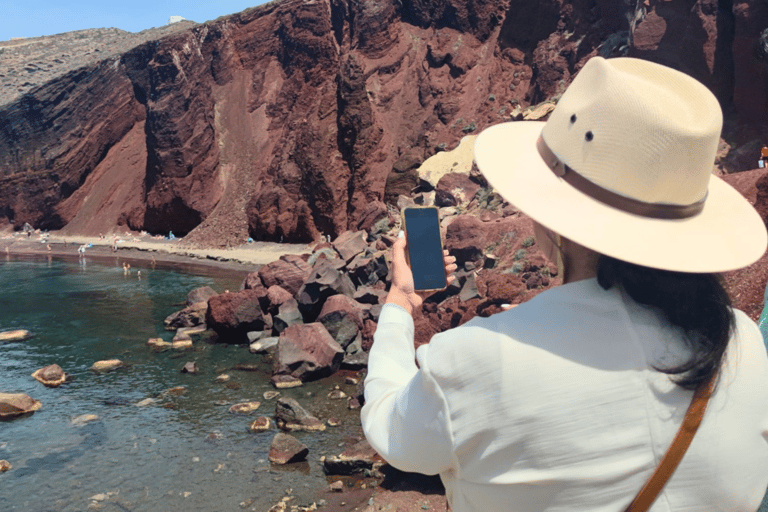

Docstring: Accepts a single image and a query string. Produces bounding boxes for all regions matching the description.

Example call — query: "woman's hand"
[386,233,457,315]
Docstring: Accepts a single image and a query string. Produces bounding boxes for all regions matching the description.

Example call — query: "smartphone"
[402,206,447,291]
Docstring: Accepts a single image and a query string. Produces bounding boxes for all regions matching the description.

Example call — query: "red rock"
[265,285,294,315]
[268,433,309,464]
[445,215,488,265]
[205,289,266,341]
[332,230,368,262]
[274,323,344,382]
[257,255,311,297]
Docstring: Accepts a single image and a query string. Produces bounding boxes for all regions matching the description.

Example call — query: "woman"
[361,57,768,511]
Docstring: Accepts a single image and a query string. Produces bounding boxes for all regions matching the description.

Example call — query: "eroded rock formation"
[0,0,765,245]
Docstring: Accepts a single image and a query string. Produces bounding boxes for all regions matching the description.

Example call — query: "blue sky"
[0,1,271,41]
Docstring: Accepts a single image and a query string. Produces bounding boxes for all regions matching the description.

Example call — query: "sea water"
[0,254,362,511]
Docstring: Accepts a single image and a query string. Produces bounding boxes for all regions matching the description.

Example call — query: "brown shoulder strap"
[624,371,718,512]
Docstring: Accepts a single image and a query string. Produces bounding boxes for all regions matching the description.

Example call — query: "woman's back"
[410,278,768,511]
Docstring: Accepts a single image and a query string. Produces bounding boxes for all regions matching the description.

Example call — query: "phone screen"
[404,207,447,291]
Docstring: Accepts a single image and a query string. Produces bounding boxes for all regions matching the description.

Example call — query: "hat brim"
[474,121,767,273]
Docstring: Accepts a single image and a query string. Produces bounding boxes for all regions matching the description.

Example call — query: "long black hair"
[596,255,733,390]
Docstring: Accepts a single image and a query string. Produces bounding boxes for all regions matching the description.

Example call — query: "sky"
[0,1,272,42]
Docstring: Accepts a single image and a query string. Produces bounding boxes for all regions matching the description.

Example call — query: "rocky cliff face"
[0,0,765,246]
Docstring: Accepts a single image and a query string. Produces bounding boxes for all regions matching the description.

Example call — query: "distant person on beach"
[760,146,768,168]
[362,57,768,511]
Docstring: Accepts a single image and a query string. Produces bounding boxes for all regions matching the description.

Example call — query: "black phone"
[402,206,447,291]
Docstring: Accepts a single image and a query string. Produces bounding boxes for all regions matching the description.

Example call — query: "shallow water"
[0,254,364,511]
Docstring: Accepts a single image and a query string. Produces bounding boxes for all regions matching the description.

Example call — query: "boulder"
[186,286,218,307]
[241,272,265,291]
[268,433,309,464]
[89,359,125,374]
[445,215,488,265]
[353,286,387,305]
[274,323,344,382]
[436,172,481,207]
[275,397,325,431]
[317,295,364,350]
[323,439,378,475]
[205,289,266,342]
[0,393,42,420]
[347,251,388,287]
[296,259,356,321]
[272,299,303,334]
[332,230,368,262]
[164,302,208,330]
[0,329,32,343]
[250,336,279,354]
[31,364,66,387]
[355,201,388,233]
[264,286,294,315]
[257,255,312,297]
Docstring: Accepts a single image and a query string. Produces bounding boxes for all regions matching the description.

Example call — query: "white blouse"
[362,278,768,511]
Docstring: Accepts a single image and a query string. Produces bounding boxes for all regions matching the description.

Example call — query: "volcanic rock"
[317,295,364,350]
[164,302,208,330]
[31,364,67,387]
[268,433,309,465]
[323,439,378,476]
[274,397,325,432]
[272,299,303,334]
[257,255,312,297]
[332,230,368,262]
[347,251,388,287]
[296,259,356,321]
[186,286,218,306]
[274,323,344,382]
[89,359,125,374]
[0,393,42,420]
[205,289,265,342]
[445,215,488,265]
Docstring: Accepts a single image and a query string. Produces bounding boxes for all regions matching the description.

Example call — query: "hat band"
[536,136,706,219]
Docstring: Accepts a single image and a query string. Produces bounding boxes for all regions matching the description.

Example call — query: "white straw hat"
[474,57,767,273]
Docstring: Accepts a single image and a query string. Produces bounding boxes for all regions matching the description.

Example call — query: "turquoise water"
[0,255,363,511]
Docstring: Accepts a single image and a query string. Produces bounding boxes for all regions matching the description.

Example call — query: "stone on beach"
[0,393,42,420]
[0,329,32,343]
[229,401,261,414]
[273,323,343,382]
[31,364,66,387]
[268,433,309,465]
[323,439,379,476]
[275,397,325,432]
[89,359,125,374]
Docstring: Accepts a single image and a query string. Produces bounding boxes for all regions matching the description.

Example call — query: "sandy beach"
[1,230,313,271]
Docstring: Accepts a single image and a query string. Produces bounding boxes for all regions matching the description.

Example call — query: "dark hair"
[597,255,733,390]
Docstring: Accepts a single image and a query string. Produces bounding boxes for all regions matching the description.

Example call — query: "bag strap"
[624,370,718,512]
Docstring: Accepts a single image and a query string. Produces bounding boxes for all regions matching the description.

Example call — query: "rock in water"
[0,393,42,420]
[0,460,11,472]
[31,364,66,387]
[274,397,325,432]
[181,362,198,374]
[249,416,272,432]
[71,414,100,426]
[268,433,309,464]
[147,338,172,352]
[0,330,32,343]
[323,439,378,475]
[228,401,261,414]
[89,359,125,374]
